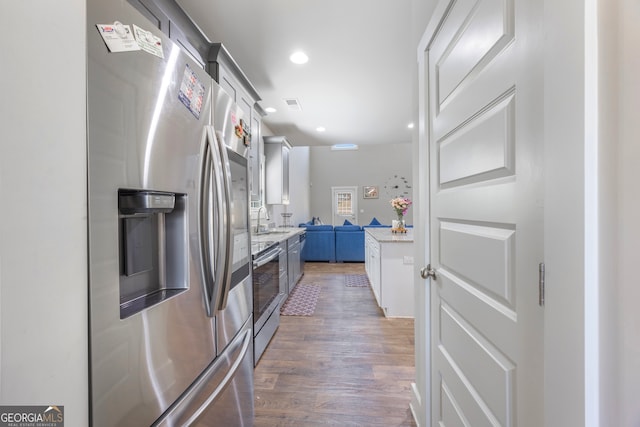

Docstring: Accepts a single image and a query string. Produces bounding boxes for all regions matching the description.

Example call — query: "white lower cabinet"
[364,228,414,318]
[365,233,382,306]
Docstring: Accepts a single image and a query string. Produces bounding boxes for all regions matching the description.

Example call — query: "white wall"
[616,0,640,424]
[595,0,620,424]
[544,0,587,424]
[288,147,311,227]
[309,144,414,226]
[0,1,89,425]
[538,0,640,424]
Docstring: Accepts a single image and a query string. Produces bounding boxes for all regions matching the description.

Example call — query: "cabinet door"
[364,235,371,276]
[218,68,237,101]
[287,240,301,290]
[265,140,290,205]
[281,144,290,203]
[370,240,381,306]
[250,115,261,202]
[237,92,253,120]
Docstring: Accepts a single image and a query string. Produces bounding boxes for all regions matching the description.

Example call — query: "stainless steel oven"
[252,241,284,364]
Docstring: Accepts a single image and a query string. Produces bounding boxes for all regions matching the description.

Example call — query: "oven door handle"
[253,247,283,269]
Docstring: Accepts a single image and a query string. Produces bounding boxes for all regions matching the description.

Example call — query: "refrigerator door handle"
[198,128,214,316]
[214,130,234,311]
[199,126,228,318]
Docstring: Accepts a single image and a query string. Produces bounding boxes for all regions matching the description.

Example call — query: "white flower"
[390,197,412,216]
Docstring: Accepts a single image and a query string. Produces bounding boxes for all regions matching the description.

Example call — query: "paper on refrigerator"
[96,22,140,53]
[133,25,164,58]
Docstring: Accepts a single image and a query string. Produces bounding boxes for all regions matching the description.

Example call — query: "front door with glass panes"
[331,186,358,225]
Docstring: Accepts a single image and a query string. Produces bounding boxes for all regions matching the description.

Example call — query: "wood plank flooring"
[254,262,417,427]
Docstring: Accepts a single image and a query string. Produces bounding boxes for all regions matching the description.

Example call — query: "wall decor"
[384,174,411,197]
[363,186,379,199]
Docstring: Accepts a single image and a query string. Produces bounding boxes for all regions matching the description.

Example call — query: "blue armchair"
[299,224,336,262]
[334,225,365,262]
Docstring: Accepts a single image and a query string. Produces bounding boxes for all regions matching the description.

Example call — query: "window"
[336,191,353,215]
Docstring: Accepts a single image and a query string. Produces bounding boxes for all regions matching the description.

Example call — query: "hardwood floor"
[254,262,417,427]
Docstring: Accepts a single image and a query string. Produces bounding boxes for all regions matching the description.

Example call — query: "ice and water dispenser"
[118,189,188,319]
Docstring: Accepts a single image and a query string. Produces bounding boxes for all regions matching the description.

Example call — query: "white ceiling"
[175,0,415,147]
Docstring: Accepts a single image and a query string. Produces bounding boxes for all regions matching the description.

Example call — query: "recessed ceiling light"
[265,107,277,113]
[316,126,326,132]
[289,51,309,64]
[407,122,415,129]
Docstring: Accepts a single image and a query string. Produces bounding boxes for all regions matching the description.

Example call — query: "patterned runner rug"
[344,274,370,287]
[280,284,321,316]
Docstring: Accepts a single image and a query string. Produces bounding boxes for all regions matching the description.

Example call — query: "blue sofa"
[334,225,365,262]
[299,219,396,263]
[300,224,336,262]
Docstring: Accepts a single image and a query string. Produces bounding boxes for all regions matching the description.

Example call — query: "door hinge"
[538,262,545,307]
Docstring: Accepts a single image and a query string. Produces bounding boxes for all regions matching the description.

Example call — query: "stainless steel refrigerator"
[87,1,254,425]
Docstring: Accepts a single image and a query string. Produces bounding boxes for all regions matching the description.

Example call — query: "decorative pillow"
[369,217,381,226]
[343,219,353,225]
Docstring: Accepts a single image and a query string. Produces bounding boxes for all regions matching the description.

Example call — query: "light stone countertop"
[365,227,414,243]
[251,227,305,256]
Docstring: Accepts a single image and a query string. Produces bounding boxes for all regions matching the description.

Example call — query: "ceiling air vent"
[283,98,302,111]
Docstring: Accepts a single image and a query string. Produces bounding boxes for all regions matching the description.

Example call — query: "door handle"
[420,264,437,280]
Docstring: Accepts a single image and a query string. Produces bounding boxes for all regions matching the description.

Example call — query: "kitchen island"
[364,227,414,318]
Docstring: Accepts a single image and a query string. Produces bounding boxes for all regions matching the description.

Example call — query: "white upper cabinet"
[264,136,291,205]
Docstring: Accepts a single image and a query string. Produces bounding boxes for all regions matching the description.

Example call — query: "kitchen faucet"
[256,206,269,233]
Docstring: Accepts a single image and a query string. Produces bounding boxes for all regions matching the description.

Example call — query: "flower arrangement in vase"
[390,197,411,233]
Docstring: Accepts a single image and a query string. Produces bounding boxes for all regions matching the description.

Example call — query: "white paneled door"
[331,186,358,226]
[419,0,544,425]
